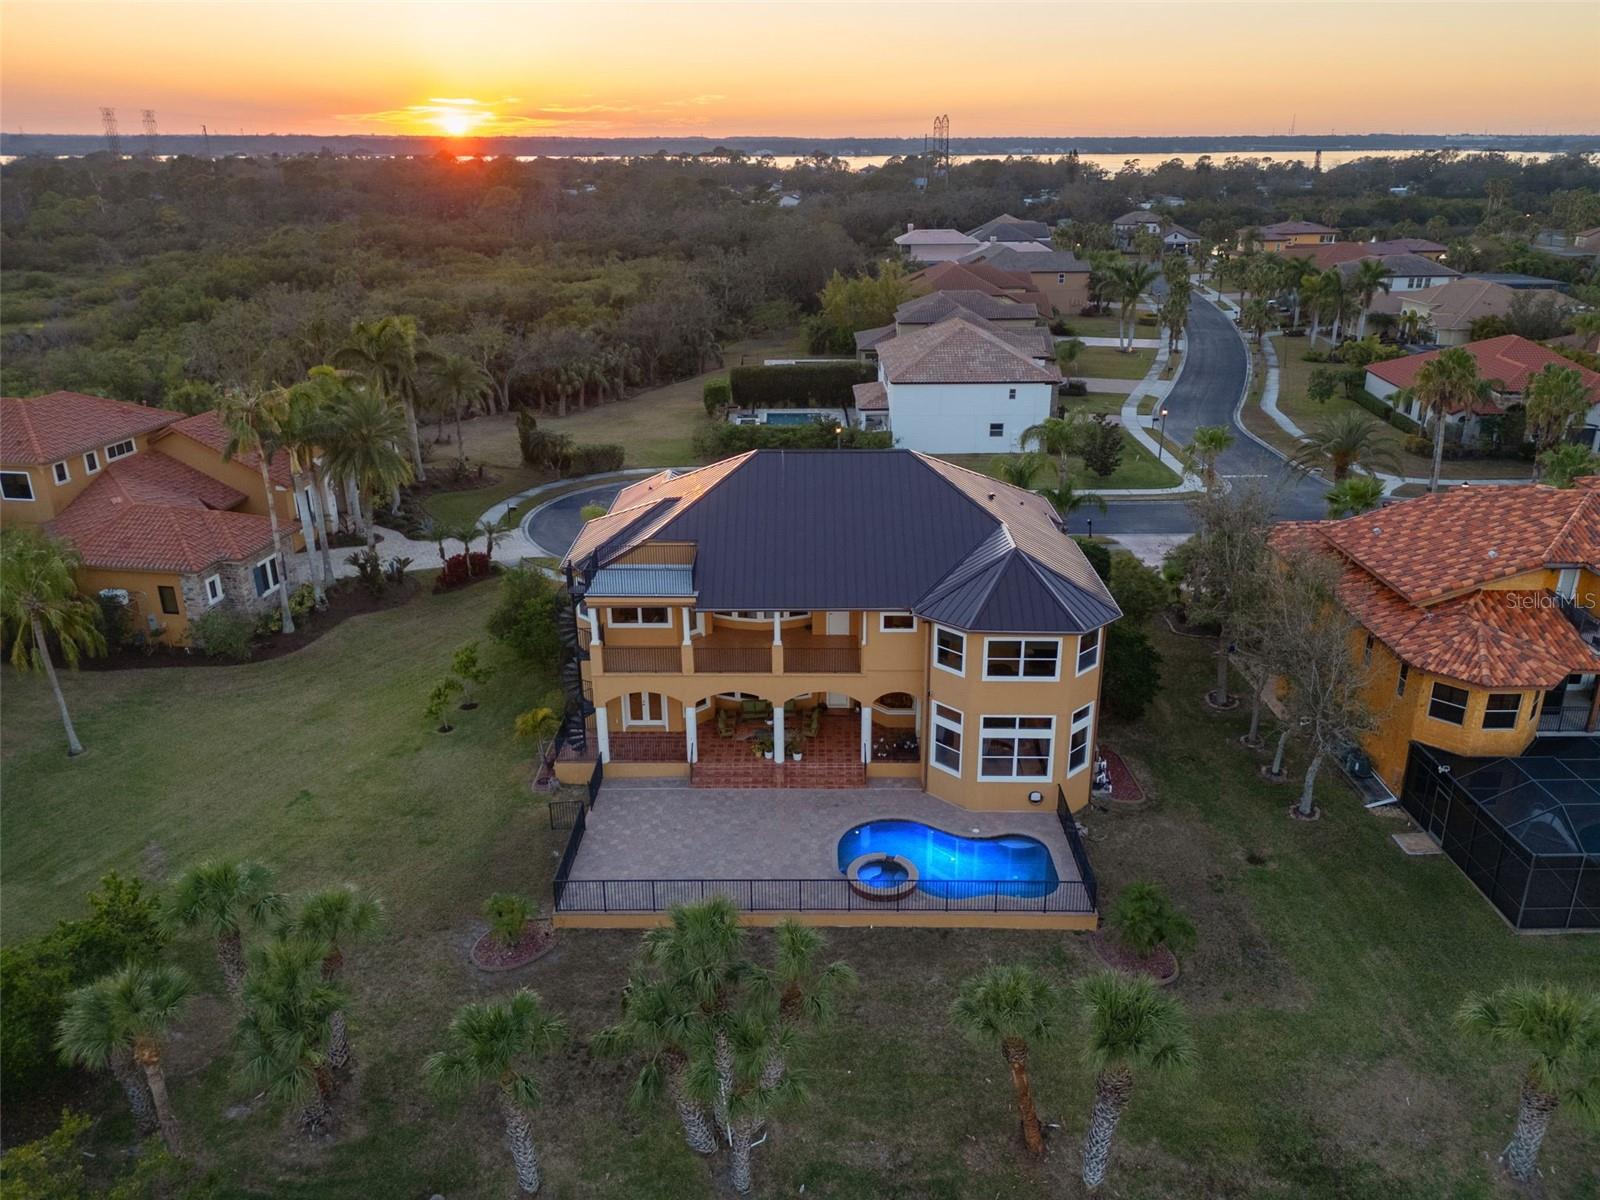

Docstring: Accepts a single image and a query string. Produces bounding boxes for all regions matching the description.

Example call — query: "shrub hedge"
[1350,388,1422,435]
[693,421,892,457]
[728,362,876,409]
[515,412,624,476]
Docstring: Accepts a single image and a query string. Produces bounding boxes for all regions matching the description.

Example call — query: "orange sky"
[3,1,1597,138]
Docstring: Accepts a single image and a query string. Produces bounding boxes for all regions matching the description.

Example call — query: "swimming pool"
[836,820,1059,900]
[764,411,828,426]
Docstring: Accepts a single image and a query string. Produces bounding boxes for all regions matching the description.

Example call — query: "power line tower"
[930,114,950,184]
[140,109,158,156]
[99,106,120,155]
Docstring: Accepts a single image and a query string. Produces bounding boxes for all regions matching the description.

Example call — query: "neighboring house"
[905,260,1052,315]
[1336,252,1460,294]
[894,225,980,264]
[1160,223,1202,256]
[1243,220,1339,251]
[1269,240,1443,273]
[869,316,1059,452]
[1142,194,1186,209]
[0,391,312,642]
[1110,210,1163,249]
[893,290,1040,330]
[1271,480,1600,929]
[1364,334,1600,448]
[964,212,1053,247]
[776,192,801,208]
[1464,272,1571,293]
[1370,279,1571,346]
[556,447,1120,822]
[958,244,1092,314]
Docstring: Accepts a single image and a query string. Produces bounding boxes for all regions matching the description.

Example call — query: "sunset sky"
[3,0,1596,139]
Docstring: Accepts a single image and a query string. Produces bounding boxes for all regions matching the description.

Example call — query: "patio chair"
[803,706,821,738]
[716,708,736,738]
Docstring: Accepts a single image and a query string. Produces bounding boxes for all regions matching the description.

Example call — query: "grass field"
[1075,345,1158,380]
[3,591,1597,1197]
[945,430,1180,493]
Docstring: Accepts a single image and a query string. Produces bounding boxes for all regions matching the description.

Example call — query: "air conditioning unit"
[98,588,130,606]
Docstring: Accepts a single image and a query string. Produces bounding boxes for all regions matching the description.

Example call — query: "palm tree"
[335,315,431,482]
[1278,254,1315,327]
[951,964,1063,1157]
[0,527,106,756]
[56,964,193,1154]
[1021,416,1082,480]
[56,972,159,1136]
[425,989,568,1196]
[1348,259,1393,339]
[322,386,415,548]
[1185,425,1234,489]
[594,974,719,1154]
[477,510,520,568]
[1411,347,1491,492]
[236,937,349,1134]
[1290,411,1403,481]
[1456,982,1600,1184]
[751,920,856,1088]
[285,884,383,1073]
[991,452,1044,489]
[1054,336,1085,382]
[1324,474,1386,517]
[1396,307,1429,345]
[1240,297,1271,345]
[1112,261,1159,351]
[219,388,297,634]
[165,859,286,1001]
[686,1000,801,1194]
[430,352,493,470]
[1076,970,1197,1192]
[282,372,342,594]
[1159,291,1189,352]
[1524,364,1592,480]
[1037,480,1107,527]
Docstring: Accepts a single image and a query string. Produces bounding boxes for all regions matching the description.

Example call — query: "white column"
[685,702,698,764]
[596,706,611,763]
[773,703,785,764]
[861,704,873,764]
[772,612,782,645]
[681,608,691,645]
[588,607,602,644]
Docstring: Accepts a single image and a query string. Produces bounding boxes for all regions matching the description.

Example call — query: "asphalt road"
[525,297,1329,557]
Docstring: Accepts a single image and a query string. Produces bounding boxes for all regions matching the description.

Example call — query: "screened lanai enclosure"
[1400,739,1599,931]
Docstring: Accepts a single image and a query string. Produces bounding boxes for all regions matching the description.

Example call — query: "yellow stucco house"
[1241,220,1340,252]
[0,391,314,643]
[551,449,1121,928]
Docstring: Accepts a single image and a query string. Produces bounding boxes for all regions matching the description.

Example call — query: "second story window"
[1,471,35,501]
[52,461,71,485]
[83,449,101,474]
[934,627,965,675]
[608,606,670,627]
[1482,693,1522,730]
[105,438,136,462]
[1428,682,1469,726]
[1396,662,1409,696]
[1076,630,1101,675]
[879,612,917,632]
[984,638,1060,680]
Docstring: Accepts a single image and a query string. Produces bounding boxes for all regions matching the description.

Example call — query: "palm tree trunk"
[401,397,427,482]
[669,1056,717,1154]
[216,929,247,1000]
[1429,416,1446,493]
[1080,1066,1133,1191]
[363,492,378,552]
[288,465,325,604]
[713,1027,734,1137]
[1297,750,1323,817]
[1002,1038,1046,1157]
[32,617,84,756]
[1270,728,1291,778]
[136,1049,181,1155]
[299,1065,335,1132]
[729,1118,756,1194]
[1245,684,1263,745]
[309,471,337,585]
[111,1045,157,1134]
[1503,1080,1558,1183]
[257,459,295,634]
[499,1089,542,1196]
[328,1009,353,1072]
[454,405,467,470]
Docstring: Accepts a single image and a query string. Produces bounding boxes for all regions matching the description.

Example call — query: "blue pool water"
[837,820,1059,900]
[764,411,827,426]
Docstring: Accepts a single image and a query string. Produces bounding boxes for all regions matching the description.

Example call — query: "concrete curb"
[1101,324,1204,498]
[496,469,662,560]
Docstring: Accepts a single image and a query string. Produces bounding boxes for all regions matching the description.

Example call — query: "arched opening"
[870,691,922,763]
[686,688,873,786]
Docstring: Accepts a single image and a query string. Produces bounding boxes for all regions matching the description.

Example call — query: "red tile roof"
[1,392,178,465]
[852,381,888,411]
[163,411,293,487]
[1366,334,1600,399]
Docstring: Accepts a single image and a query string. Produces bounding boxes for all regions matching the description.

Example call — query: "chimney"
[906,222,915,233]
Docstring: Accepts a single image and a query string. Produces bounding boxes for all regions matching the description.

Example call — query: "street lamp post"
[1156,407,1171,462]
[834,424,843,448]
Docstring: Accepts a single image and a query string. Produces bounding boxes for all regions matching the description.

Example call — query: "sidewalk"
[1098,329,1204,498]
[1069,335,1163,349]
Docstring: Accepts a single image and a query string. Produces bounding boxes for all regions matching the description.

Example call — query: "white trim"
[605,605,672,627]
[82,449,101,475]
[252,554,282,597]
[104,438,137,463]
[1066,703,1094,777]
[51,460,71,485]
[0,470,36,502]
[933,625,966,676]
[622,691,667,729]
[981,636,1063,682]
[878,611,918,633]
[929,702,963,777]
[976,714,1056,783]
[1075,629,1102,676]
[203,574,224,606]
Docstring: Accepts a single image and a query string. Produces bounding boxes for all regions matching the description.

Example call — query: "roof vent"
[1487,548,1498,558]
[987,491,996,501]
[1370,525,1381,535]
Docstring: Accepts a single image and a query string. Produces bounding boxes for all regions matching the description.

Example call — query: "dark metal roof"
[588,564,696,598]
[574,450,1119,634]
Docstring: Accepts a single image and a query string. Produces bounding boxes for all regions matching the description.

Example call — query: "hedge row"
[516,412,625,476]
[693,421,893,457]
[728,362,876,409]
[1350,388,1422,435]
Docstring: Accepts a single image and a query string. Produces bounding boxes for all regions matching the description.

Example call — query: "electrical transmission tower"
[100,106,120,155]
[140,109,158,156]
[930,114,950,183]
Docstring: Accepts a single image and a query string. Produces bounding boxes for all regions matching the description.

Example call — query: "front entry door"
[623,692,666,728]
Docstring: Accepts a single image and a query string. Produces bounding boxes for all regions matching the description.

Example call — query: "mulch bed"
[1098,747,1145,805]
[470,922,558,972]
[1089,933,1180,985]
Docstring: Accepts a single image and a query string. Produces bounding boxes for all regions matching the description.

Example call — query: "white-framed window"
[105,438,136,462]
[879,611,917,633]
[1,470,36,502]
[989,422,1005,438]
[1076,629,1101,675]
[83,449,101,474]
[1006,388,1017,400]
[1396,662,1409,697]
[1427,682,1469,726]
[52,460,71,485]
[930,702,963,777]
[252,554,282,597]
[718,610,809,622]
[1482,693,1522,731]
[623,692,667,728]
[1067,703,1094,775]
[1056,272,1066,284]
[978,715,1055,781]
[933,626,965,675]
[607,605,671,627]
[983,637,1062,681]
[204,574,224,606]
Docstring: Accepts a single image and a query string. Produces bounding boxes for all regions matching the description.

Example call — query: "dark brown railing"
[784,636,861,674]
[694,644,773,673]
[601,645,681,674]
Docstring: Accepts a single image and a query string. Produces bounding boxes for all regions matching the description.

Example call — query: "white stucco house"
[855,316,1060,453]
[894,225,981,264]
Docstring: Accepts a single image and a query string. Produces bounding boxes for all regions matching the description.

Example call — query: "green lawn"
[1074,345,1158,380]
[1060,391,1128,417]
[3,592,1596,1197]
[944,432,1180,492]
[1058,312,1126,338]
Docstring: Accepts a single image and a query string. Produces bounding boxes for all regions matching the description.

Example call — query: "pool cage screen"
[1400,740,1599,931]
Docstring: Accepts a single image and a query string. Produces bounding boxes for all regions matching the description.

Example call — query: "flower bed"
[1089,933,1180,985]
[470,921,557,971]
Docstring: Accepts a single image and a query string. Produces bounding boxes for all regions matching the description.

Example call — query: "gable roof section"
[894,228,978,247]
[1367,334,1600,398]
[907,261,1053,313]
[565,450,1119,634]
[875,317,1059,385]
[163,411,293,487]
[896,290,1039,324]
[960,245,1091,274]
[1335,252,1458,280]
[1258,220,1338,239]
[966,213,1052,242]
[1,392,178,465]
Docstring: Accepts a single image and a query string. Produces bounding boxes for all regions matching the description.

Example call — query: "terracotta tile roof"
[1257,220,1339,239]
[1367,334,1600,398]
[875,317,1060,385]
[851,381,888,411]
[1,392,178,465]
[1387,281,1568,334]
[1272,241,1452,273]
[907,261,1053,314]
[79,452,245,512]
[853,323,897,352]
[895,290,1039,324]
[163,411,293,487]
[565,454,755,567]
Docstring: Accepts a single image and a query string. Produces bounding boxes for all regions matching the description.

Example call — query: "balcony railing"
[601,645,680,674]
[785,636,861,674]
[601,636,864,676]
[694,644,773,674]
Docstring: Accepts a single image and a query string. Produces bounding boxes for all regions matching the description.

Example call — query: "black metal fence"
[553,875,1096,916]
[550,759,602,908]
[1058,785,1100,912]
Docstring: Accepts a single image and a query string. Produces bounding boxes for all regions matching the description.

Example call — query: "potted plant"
[1099,881,1195,984]
[786,733,805,762]
[752,732,774,760]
